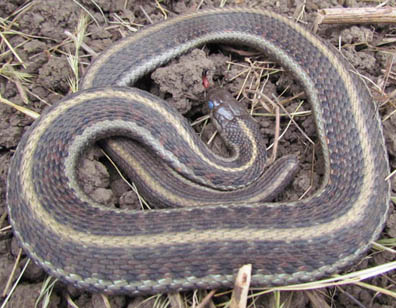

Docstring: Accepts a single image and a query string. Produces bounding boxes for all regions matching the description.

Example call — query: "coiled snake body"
[7,8,390,294]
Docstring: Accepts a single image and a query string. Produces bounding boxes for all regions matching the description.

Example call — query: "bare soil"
[0,0,395,307]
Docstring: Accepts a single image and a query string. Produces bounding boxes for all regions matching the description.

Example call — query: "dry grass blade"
[207,131,218,146]
[64,30,98,58]
[0,225,11,233]
[140,6,154,24]
[66,294,80,308]
[111,12,141,32]
[251,110,311,117]
[298,146,316,200]
[335,286,366,308]
[2,248,22,297]
[0,63,32,83]
[381,54,394,92]
[258,93,281,162]
[271,291,283,308]
[191,114,210,127]
[88,0,107,24]
[0,258,30,308]
[270,102,280,162]
[153,294,170,308]
[35,276,58,308]
[0,38,27,63]
[196,290,216,308]
[0,63,32,104]
[0,212,8,229]
[266,100,306,151]
[354,281,396,299]
[66,14,90,92]
[293,2,306,23]
[100,150,151,210]
[155,0,168,19]
[2,1,34,23]
[100,294,112,308]
[372,241,396,253]
[385,168,396,181]
[273,96,314,145]
[375,238,396,249]
[0,31,26,68]
[383,104,396,121]
[220,0,229,8]
[243,259,396,306]
[72,0,99,26]
[352,69,384,96]
[250,261,396,295]
[168,292,187,308]
[0,94,39,119]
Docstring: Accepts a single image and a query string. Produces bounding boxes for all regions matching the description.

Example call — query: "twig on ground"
[316,7,396,26]
[230,264,251,308]
[196,290,216,308]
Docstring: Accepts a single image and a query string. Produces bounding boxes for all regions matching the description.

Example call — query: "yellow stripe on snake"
[7,8,390,294]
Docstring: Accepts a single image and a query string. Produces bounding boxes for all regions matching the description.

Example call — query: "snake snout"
[207,88,248,130]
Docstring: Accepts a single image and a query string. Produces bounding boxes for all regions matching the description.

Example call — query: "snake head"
[207,89,248,132]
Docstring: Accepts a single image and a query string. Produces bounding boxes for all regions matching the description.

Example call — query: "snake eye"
[208,100,214,110]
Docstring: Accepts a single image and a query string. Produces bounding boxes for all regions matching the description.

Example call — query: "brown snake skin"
[7,8,390,295]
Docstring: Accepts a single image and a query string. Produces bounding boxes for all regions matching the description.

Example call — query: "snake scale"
[7,8,390,295]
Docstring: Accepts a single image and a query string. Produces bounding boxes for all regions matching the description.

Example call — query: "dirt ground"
[0,0,395,307]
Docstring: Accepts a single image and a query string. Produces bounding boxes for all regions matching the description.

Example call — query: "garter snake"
[7,8,390,295]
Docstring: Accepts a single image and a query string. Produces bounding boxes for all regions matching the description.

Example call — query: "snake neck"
[218,116,267,165]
